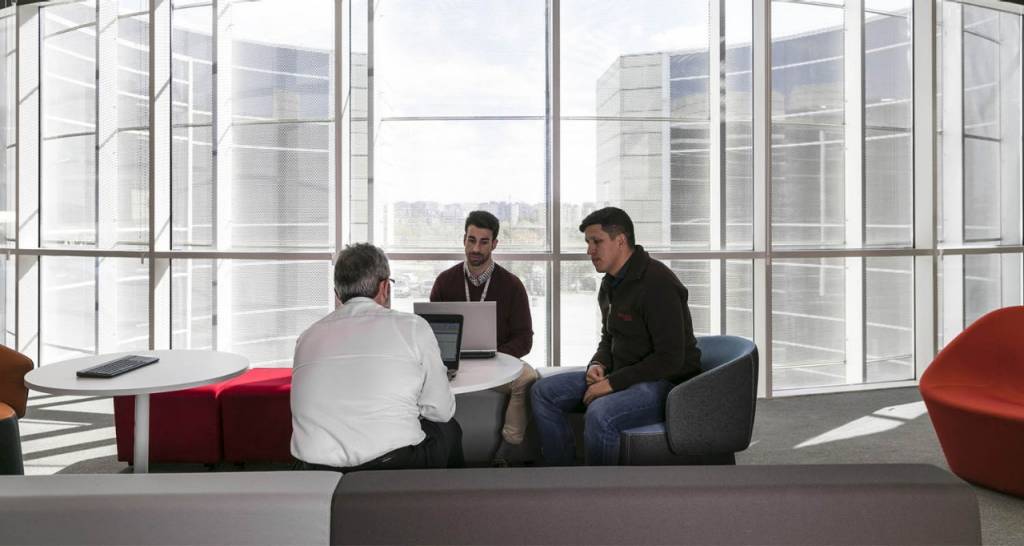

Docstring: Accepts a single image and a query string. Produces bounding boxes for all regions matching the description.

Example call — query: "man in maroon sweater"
[429,211,538,465]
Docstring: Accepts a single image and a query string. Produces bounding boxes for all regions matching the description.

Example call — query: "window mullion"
[334,0,345,255]
[753,0,771,397]
[913,0,938,376]
[214,0,233,352]
[709,0,725,335]
[844,0,865,384]
[96,0,118,353]
[365,0,374,243]
[15,3,40,362]
[150,0,171,349]
[941,1,965,346]
[97,0,116,251]
[548,0,561,367]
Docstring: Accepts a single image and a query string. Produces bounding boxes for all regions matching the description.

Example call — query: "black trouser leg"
[416,418,464,469]
[298,418,464,473]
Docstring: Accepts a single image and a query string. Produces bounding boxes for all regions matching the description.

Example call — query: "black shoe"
[491,440,524,467]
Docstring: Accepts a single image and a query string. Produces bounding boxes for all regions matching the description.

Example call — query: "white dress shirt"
[290,297,456,468]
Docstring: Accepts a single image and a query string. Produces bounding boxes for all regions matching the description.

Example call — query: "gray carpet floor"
[20,386,1024,544]
[738,387,1024,545]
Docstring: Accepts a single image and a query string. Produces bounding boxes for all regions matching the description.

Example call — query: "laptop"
[419,314,463,380]
[414,301,497,359]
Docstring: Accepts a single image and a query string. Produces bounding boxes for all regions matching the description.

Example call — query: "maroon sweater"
[429,263,534,359]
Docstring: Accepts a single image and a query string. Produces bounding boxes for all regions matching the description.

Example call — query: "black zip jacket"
[590,245,701,391]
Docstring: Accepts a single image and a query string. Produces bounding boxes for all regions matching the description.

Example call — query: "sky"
[366,0,888,205]
[372,0,713,204]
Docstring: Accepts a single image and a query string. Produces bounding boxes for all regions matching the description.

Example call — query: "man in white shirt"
[291,243,463,471]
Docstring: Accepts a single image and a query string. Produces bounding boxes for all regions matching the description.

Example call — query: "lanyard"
[464,272,492,302]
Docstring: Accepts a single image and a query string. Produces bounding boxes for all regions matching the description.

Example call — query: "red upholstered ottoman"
[114,382,228,465]
[220,368,294,463]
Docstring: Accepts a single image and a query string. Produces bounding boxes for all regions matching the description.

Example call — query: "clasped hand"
[583,363,612,405]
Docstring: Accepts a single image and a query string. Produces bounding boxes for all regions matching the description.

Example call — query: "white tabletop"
[449,352,524,395]
[25,350,250,397]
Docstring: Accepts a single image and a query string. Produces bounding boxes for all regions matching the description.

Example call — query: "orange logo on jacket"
[616,312,633,321]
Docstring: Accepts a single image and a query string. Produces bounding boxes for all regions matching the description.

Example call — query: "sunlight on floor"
[20,395,117,475]
[24,445,118,476]
[795,401,927,449]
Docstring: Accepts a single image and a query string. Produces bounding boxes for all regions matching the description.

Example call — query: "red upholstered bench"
[114,382,228,465]
[220,368,294,463]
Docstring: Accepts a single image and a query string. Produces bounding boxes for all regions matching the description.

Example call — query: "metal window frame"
[953,0,1024,15]
[844,0,866,385]
[15,3,41,363]
[709,0,726,335]
[914,0,939,377]
[752,0,772,397]
[2,0,1022,402]
[547,0,561,367]
[150,0,171,350]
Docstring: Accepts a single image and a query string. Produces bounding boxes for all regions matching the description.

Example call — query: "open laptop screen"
[431,321,461,362]
[418,314,464,372]
[413,301,496,353]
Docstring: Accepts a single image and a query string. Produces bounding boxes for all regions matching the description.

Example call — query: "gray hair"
[333,243,391,303]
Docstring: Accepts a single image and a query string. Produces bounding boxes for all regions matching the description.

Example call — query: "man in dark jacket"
[531,207,700,465]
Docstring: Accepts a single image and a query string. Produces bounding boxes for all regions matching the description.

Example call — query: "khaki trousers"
[492,361,539,444]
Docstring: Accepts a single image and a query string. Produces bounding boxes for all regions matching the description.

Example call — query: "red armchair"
[920,305,1024,497]
[1,345,33,475]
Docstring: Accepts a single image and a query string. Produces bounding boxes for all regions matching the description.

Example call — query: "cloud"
[649,23,710,53]
[375,119,546,203]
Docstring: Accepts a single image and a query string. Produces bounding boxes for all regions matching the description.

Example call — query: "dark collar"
[606,245,649,287]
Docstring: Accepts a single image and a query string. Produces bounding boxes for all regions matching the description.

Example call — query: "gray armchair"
[618,335,758,465]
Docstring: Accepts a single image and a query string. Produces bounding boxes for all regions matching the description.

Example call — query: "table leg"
[134,393,150,473]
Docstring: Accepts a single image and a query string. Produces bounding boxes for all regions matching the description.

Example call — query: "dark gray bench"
[0,471,340,545]
[332,464,981,545]
[0,464,980,545]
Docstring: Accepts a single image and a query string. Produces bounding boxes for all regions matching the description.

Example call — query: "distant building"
[596,13,913,248]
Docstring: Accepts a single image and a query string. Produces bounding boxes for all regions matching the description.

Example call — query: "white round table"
[449,352,524,394]
[24,350,249,473]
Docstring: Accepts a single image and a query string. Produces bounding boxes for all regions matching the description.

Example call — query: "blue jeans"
[530,371,672,465]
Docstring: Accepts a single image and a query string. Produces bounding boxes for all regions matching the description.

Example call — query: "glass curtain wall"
[0,10,13,248]
[937,1,1023,346]
[769,0,918,390]
[367,0,551,366]
[36,1,151,363]
[4,0,1023,396]
[1,10,13,348]
[168,0,335,366]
